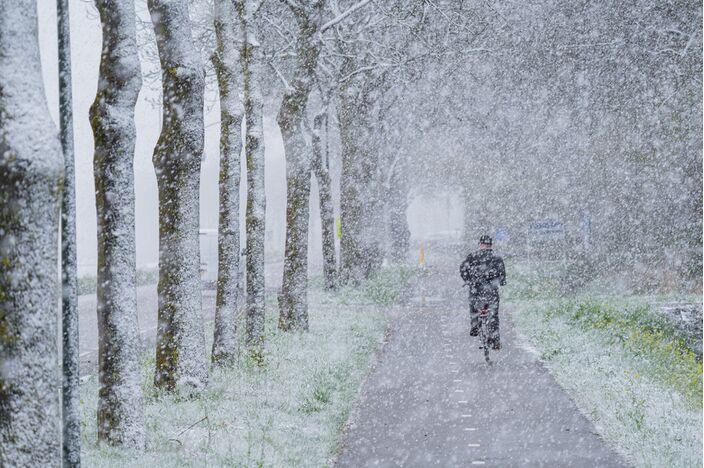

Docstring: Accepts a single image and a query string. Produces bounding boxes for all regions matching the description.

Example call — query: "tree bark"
[90,0,146,447]
[338,84,383,285]
[278,1,325,332]
[382,153,410,264]
[387,184,410,264]
[237,0,267,350]
[0,1,63,464]
[311,112,337,289]
[149,0,208,392]
[212,0,244,366]
[58,0,81,463]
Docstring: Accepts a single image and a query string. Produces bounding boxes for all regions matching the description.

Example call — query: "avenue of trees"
[0,0,472,464]
[0,0,700,465]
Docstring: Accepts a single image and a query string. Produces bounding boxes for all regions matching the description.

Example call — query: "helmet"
[479,235,492,246]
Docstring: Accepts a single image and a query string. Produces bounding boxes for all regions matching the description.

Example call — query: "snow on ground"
[510,298,703,468]
[78,277,397,467]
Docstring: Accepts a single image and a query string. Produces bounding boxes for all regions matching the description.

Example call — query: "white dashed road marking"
[445,331,484,465]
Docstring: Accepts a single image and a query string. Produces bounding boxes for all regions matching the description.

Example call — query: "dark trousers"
[469,295,500,347]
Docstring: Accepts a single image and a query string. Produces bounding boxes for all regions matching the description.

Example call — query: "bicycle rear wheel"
[479,317,490,363]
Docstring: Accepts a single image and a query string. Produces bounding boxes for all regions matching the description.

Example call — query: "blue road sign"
[528,220,563,235]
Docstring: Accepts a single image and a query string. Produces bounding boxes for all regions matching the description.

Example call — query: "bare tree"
[322,0,460,281]
[90,0,146,447]
[324,3,402,285]
[277,0,326,332]
[382,149,410,264]
[337,78,384,284]
[57,0,81,463]
[211,0,244,365]
[0,1,63,464]
[277,0,375,325]
[237,0,267,350]
[149,0,209,391]
[311,101,337,289]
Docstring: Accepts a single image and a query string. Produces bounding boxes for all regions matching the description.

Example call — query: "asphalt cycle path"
[336,266,626,467]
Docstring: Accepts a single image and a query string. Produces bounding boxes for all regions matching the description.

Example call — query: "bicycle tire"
[479,315,491,364]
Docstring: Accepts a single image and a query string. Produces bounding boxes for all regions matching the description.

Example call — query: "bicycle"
[477,306,492,364]
[463,284,494,364]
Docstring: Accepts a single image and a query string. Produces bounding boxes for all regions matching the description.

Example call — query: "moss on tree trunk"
[90,0,146,448]
[149,0,208,392]
[0,1,63,464]
[212,0,244,366]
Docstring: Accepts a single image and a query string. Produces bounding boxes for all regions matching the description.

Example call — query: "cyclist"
[459,235,506,350]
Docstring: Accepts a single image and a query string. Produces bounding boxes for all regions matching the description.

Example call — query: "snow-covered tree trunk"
[277,1,325,332]
[0,1,63,465]
[338,87,363,285]
[211,0,243,366]
[338,84,383,285]
[238,0,267,349]
[311,111,337,289]
[149,0,208,391]
[57,0,81,463]
[385,164,410,264]
[89,0,146,447]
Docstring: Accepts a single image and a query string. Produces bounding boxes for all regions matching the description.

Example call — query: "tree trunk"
[278,153,312,331]
[57,0,81,463]
[238,0,266,350]
[338,88,364,285]
[388,199,410,263]
[311,112,337,289]
[338,85,383,285]
[0,1,63,464]
[278,2,325,331]
[212,0,244,366]
[90,0,146,447]
[149,0,208,392]
[385,161,410,264]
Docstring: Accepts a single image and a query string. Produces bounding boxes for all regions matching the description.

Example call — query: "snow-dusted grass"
[77,268,157,296]
[79,284,391,466]
[511,298,703,468]
[335,265,422,306]
[503,259,563,301]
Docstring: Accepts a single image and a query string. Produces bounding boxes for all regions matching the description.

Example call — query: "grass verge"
[336,265,421,306]
[79,284,391,467]
[78,268,158,296]
[511,298,703,467]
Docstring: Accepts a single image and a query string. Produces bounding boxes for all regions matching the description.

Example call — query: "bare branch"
[269,61,294,91]
[321,0,372,33]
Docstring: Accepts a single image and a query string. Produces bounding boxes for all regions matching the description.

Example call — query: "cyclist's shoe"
[469,327,478,337]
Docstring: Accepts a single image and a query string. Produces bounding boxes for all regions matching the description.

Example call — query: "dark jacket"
[460,249,506,300]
